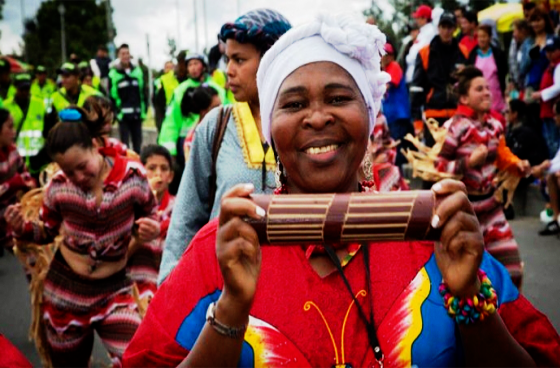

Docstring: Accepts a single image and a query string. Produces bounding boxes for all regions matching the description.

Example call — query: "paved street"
[1,216,559,365]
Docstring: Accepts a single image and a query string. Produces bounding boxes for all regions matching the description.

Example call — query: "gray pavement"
[1,215,559,365]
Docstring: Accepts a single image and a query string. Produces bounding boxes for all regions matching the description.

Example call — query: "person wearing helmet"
[153,51,189,133]
[158,52,227,193]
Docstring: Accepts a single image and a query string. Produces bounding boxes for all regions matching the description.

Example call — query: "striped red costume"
[436,105,523,287]
[0,144,34,249]
[17,147,157,366]
[369,115,409,192]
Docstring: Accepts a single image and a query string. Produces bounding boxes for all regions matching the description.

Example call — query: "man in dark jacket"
[108,43,146,153]
[410,12,469,147]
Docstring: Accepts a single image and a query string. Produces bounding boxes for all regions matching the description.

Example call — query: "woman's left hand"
[432,180,484,297]
[135,217,161,243]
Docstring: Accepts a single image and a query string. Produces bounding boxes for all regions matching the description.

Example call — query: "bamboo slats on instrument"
[246,191,439,245]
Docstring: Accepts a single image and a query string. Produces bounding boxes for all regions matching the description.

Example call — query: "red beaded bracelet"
[439,269,498,325]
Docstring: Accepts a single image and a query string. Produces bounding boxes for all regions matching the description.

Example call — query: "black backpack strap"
[208,105,233,211]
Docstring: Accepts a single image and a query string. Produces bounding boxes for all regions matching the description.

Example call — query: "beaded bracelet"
[439,269,498,325]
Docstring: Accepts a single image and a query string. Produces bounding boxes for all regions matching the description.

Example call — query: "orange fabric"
[419,45,430,71]
[496,136,521,174]
[425,109,456,118]
[458,44,470,59]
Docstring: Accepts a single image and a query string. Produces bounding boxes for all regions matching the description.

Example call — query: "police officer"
[30,65,56,105]
[108,43,146,154]
[3,73,48,174]
[158,53,226,159]
[46,62,102,140]
[152,51,189,132]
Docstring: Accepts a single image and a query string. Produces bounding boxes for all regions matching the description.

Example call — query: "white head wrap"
[257,12,391,144]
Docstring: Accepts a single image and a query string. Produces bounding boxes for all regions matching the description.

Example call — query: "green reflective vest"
[158,75,226,155]
[49,84,101,113]
[108,66,146,120]
[1,84,16,103]
[3,96,46,169]
[31,79,57,106]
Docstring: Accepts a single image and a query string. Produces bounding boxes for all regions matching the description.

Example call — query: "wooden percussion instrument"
[246,191,440,244]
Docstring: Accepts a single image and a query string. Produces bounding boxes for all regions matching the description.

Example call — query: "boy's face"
[0,115,16,147]
[145,154,173,195]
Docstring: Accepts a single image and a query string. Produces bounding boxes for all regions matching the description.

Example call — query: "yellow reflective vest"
[31,79,57,106]
[3,96,46,165]
[159,71,180,106]
[49,84,101,113]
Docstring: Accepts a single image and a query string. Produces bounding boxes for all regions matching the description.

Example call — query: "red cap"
[413,5,432,20]
[384,43,395,54]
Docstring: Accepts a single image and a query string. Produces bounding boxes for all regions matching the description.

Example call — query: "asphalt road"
[1,217,559,365]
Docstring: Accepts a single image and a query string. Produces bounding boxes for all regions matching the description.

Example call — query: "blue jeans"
[542,118,560,159]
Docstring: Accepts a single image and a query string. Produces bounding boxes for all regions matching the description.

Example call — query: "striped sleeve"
[436,119,469,176]
[20,180,61,244]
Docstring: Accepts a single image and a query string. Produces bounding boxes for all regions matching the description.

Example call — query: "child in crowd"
[182,85,222,163]
[141,145,175,240]
[0,108,35,256]
[128,145,176,299]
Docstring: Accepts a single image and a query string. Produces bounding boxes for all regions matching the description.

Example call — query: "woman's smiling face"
[270,61,369,194]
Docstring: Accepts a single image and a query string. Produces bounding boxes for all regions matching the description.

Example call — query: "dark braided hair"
[219,9,292,55]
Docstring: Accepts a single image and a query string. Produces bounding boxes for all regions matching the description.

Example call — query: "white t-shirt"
[405,22,437,83]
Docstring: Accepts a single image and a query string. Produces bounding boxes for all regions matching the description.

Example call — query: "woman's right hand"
[4,204,25,236]
[216,183,265,316]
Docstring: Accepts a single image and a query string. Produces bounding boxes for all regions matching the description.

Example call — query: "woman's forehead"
[278,61,358,92]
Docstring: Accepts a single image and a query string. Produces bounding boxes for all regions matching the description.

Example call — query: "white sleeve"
[541,65,560,102]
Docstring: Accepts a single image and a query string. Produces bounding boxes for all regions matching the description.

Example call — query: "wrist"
[440,270,498,325]
[216,292,252,328]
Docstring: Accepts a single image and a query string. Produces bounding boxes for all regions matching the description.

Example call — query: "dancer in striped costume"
[5,121,160,366]
[365,114,409,192]
[0,108,35,253]
[436,67,530,288]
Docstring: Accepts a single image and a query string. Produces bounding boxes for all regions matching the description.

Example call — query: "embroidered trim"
[232,102,276,170]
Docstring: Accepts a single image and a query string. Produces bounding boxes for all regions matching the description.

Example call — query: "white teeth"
[305,144,339,155]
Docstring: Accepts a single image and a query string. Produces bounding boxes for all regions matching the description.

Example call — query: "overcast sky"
[1,0,389,69]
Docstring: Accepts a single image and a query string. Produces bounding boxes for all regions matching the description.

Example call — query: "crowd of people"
[0,3,560,368]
